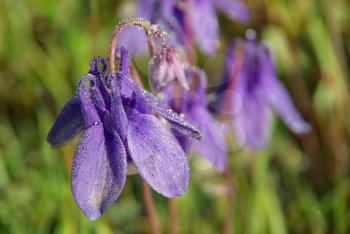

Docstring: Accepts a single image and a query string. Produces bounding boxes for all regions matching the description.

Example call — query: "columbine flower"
[187,0,250,53]
[120,0,250,54]
[47,47,201,220]
[160,65,227,172]
[212,37,310,148]
[148,45,189,91]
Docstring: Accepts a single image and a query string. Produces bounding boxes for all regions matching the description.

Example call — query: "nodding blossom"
[148,45,189,91]
[120,0,250,54]
[213,37,310,149]
[47,46,202,220]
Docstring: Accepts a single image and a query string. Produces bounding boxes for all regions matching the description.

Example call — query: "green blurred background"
[0,0,350,233]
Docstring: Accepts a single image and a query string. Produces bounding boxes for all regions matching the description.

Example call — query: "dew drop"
[93,121,100,125]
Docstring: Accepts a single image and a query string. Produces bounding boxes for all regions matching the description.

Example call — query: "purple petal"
[148,54,171,90]
[172,128,192,154]
[123,77,202,140]
[228,41,272,148]
[189,0,219,54]
[189,107,227,172]
[71,126,127,220]
[89,56,107,76]
[172,55,189,90]
[213,0,250,23]
[118,47,130,73]
[183,66,208,107]
[78,75,101,128]
[47,96,84,148]
[72,81,127,220]
[127,113,189,198]
[260,48,311,134]
[234,90,271,148]
[110,78,128,141]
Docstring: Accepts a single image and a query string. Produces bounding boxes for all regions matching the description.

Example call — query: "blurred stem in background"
[142,180,161,234]
[222,167,233,234]
[168,198,179,234]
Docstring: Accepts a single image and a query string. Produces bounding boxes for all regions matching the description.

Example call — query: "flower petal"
[127,113,189,198]
[72,80,127,220]
[213,0,250,23]
[78,74,101,127]
[110,78,128,141]
[71,126,127,220]
[47,96,84,148]
[234,91,271,148]
[171,128,192,153]
[123,77,202,140]
[189,107,227,172]
[172,55,189,90]
[148,54,170,90]
[260,48,311,134]
[189,0,219,54]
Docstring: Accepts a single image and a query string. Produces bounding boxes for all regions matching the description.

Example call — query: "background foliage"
[0,0,349,233]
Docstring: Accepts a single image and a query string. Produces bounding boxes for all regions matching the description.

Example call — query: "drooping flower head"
[213,34,310,148]
[47,19,202,220]
[148,45,189,91]
[120,0,250,54]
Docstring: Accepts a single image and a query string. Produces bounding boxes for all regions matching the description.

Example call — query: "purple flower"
[119,0,250,54]
[148,45,189,91]
[47,48,201,220]
[213,38,310,148]
[161,65,227,172]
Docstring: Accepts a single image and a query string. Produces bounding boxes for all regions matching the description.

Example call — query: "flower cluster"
[47,16,310,220]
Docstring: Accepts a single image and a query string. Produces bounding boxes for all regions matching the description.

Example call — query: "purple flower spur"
[213,36,310,148]
[47,18,201,220]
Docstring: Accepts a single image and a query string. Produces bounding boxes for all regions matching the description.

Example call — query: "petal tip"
[85,210,102,221]
[290,121,312,134]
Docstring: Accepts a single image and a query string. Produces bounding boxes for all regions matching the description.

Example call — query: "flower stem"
[182,0,194,64]
[142,180,161,234]
[109,17,168,75]
[168,198,179,234]
[222,166,234,234]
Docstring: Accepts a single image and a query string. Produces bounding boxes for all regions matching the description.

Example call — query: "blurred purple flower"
[47,48,201,220]
[213,38,310,148]
[161,65,227,172]
[119,0,250,54]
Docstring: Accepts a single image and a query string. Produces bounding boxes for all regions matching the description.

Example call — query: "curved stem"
[109,17,168,75]
[142,180,162,234]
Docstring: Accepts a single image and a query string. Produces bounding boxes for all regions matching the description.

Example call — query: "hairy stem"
[109,17,167,75]
[142,180,161,234]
